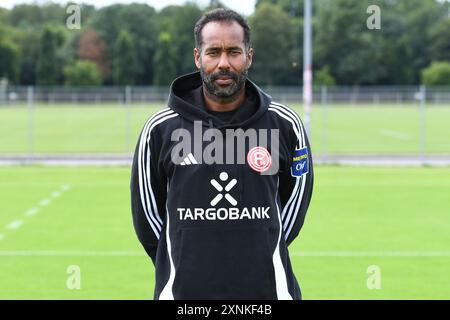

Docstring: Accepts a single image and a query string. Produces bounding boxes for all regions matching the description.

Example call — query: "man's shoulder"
[140,107,180,138]
[267,101,304,129]
[144,107,180,128]
[266,101,308,146]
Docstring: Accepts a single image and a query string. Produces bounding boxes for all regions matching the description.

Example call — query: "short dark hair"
[194,8,251,51]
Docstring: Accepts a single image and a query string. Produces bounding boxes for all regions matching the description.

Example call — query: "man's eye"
[230,51,241,55]
[208,51,219,56]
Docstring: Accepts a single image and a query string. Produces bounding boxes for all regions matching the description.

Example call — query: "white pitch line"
[0,251,449,257]
[39,199,51,207]
[379,129,411,141]
[6,220,24,230]
[51,191,61,198]
[0,251,145,257]
[0,184,70,242]
[25,207,40,217]
[290,251,450,257]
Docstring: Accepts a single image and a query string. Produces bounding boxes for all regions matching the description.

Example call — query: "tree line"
[0,0,449,87]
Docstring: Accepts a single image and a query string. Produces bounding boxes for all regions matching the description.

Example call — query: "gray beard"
[200,67,248,103]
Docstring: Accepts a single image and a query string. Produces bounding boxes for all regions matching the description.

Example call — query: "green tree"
[112,30,139,85]
[159,4,203,76]
[392,0,449,84]
[77,29,109,79]
[428,18,450,63]
[36,26,65,85]
[314,66,336,86]
[249,3,295,85]
[256,0,305,18]
[0,39,20,83]
[153,32,177,86]
[314,0,384,85]
[63,60,102,86]
[313,0,449,85]
[0,8,9,24]
[15,29,41,85]
[92,4,159,84]
[369,0,413,84]
[422,61,450,86]
[207,0,228,10]
[8,3,65,28]
[286,16,302,85]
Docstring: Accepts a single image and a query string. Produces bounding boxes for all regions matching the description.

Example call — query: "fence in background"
[0,85,449,165]
[1,85,450,105]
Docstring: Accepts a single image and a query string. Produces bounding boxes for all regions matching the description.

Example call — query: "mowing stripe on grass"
[0,234,5,241]
[0,251,450,257]
[379,129,411,140]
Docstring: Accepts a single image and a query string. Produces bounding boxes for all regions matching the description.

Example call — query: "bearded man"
[131,8,314,300]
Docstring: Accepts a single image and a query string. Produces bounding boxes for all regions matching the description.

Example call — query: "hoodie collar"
[167,72,272,129]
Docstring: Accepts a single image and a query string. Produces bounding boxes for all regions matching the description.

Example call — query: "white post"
[27,86,34,158]
[420,85,426,163]
[125,86,132,153]
[0,79,7,105]
[321,86,328,159]
[303,0,313,138]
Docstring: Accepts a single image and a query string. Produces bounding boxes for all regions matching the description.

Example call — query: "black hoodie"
[130,72,314,300]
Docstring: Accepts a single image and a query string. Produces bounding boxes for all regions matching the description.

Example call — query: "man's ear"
[194,47,201,69]
[246,47,253,69]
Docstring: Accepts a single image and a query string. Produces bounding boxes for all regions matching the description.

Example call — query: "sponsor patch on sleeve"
[291,147,309,177]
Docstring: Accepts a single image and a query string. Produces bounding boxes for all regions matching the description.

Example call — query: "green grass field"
[0,165,449,299]
[0,103,449,155]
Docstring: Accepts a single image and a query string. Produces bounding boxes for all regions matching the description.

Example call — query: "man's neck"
[203,85,246,112]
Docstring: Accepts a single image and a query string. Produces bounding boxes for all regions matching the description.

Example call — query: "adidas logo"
[180,153,199,166]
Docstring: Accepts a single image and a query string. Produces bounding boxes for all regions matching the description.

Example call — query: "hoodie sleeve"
[130,122,167,264]
[278,115,314,246]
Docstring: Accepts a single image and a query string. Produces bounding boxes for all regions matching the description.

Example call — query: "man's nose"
[217,52,231,70]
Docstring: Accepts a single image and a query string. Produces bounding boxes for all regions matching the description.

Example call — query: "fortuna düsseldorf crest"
[247,147,272,173]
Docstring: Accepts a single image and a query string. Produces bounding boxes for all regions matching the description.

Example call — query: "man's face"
[194,21,253,100]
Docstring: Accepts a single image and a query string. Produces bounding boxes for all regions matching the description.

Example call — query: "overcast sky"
[0,0,256,16]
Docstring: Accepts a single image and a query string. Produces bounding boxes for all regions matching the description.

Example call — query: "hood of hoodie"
[167,72,272,129]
